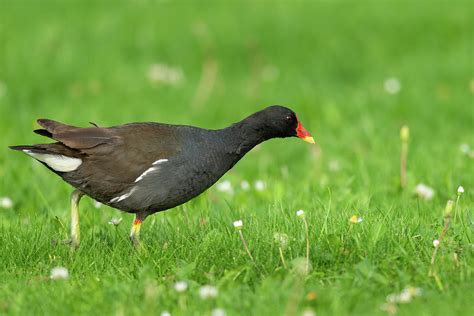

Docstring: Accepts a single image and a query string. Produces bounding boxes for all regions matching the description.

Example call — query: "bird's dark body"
[10,106,303,219]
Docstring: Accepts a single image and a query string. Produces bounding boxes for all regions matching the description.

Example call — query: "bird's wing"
[37,119,119,149]
[56,123,183,205]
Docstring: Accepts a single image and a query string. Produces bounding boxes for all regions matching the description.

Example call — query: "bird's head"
[251,105,315,144]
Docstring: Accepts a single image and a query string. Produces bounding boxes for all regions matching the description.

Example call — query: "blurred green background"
[0,1,473,315]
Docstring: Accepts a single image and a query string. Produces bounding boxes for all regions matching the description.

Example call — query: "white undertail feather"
[24,150,82,172]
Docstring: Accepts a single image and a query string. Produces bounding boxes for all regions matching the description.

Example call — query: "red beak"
[296,117,315,144]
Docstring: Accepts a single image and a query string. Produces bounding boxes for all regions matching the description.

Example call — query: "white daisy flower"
[93,201,102,209]
[108,217,122,226]
[457,186,464,195]
[160,311,171,316]
[254,180,266,191]
[211,308,226,316]
[216,180,234,194]
[433,239,440,248]
[296,209,305,218]
[350,215,363,224]
[240,180,250,191]
[386,286,422,304]
[0,197,13,209]
[384,77,401,95]
[174,281,188,293]
[199,285,219,299]
[147,63,184,86]
[50,266,69,280]
[233,220,243,230]
[414,184,435,200]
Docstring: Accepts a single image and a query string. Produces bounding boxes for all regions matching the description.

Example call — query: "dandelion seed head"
[50,266,69,280]
[273,232,289,249]
[457,186,464,195]
[160,311,171,316]
[292,257,312,276]
[432,239,440,248]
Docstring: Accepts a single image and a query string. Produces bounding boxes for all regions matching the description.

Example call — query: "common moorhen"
[10,105,314,247]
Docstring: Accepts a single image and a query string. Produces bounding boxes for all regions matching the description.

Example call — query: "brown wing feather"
[37,118,119,149]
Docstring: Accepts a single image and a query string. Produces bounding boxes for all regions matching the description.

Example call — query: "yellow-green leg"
[130,215,143,248]
[70,190,84,249]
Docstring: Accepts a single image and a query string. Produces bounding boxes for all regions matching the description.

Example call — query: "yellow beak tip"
[303,136,315,144]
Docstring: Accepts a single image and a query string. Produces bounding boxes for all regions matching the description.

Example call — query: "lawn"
[0,1,473,315]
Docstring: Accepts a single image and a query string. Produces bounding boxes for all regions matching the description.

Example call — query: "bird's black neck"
[223,116,273,157]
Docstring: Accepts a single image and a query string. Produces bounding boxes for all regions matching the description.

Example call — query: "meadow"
[0,1,473,315]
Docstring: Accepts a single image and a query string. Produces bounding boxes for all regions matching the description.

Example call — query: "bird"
[10,105,315,248]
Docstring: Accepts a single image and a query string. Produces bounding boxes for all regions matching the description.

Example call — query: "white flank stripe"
[24,150,82,172]
[153,159,169,165]
[135,167,157,183]
[134,159,169,183]
[110,187,136,203]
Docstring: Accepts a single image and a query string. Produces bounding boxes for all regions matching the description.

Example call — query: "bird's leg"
[129,214,144,248]
[70,190,84,249]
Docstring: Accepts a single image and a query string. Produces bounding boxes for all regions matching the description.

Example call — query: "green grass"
[0,1,473,315]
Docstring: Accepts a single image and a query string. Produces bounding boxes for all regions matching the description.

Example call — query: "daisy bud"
[296,210,305,219]
[457,186,464,196]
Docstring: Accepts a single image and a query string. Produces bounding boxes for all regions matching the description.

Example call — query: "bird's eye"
[285,115,292,121]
